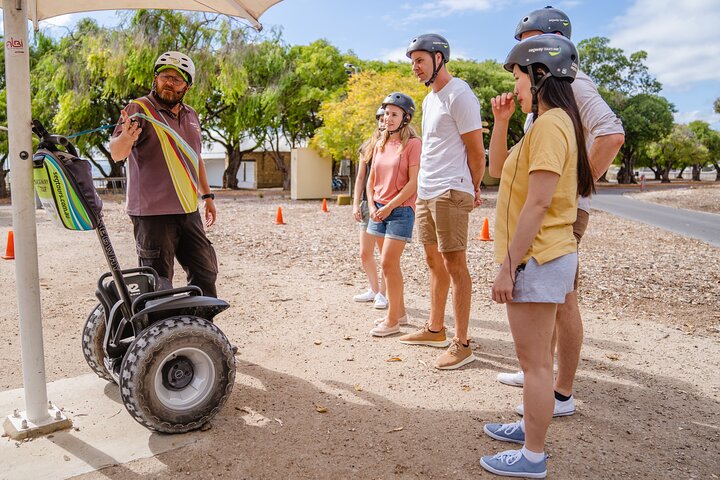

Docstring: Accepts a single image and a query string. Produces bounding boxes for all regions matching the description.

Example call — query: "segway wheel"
[119,316,236,433]
[81,304,114,382]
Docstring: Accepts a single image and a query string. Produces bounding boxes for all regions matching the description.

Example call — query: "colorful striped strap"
[131,100,199,213]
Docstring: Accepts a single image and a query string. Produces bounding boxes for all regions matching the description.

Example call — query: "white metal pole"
[3,0,51,424]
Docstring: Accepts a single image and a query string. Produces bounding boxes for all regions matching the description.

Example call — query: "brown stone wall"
[244,151,289,188]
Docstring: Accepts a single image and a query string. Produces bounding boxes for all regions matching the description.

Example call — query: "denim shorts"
[511,252,577,303]
[366,203,415,242]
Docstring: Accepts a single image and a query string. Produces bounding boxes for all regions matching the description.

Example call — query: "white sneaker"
[370,321,401,337]
[497,371,524,387]
[354,289,377,302]
[516,396,576,417]
[374,314,410,326]
[373,292,388,309]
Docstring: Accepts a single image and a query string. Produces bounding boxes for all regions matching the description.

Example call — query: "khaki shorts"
[416,189,474,252]
[573,209,590,289]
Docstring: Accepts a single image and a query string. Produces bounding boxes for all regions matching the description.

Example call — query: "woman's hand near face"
[491,93,516,124]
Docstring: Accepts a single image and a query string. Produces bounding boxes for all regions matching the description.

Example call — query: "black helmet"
[504,34,578,81]
[514,6,572,41]
[406,33,450,63]
[376,106,385,119]
[382,92,416,119]
[382,92,415,133]
[406,34,450,86]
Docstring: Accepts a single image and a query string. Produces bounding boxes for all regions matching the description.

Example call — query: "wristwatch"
[201,193,215,200]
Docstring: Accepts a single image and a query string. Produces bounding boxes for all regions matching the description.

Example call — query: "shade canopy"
[0,0,283,29]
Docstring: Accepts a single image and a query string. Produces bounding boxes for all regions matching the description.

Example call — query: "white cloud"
[403,0,508,22]
[380,47,411,62]
[610,0,720,89]
[674,109,720,126]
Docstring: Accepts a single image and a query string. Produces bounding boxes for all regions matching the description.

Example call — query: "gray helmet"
[382,92,416,120]
[405,33,450,63]
[514,6,572,41]
[504,34,578,81]
[376,107,385,119]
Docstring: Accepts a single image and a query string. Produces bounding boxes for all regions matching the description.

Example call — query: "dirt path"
[0,193,718,479]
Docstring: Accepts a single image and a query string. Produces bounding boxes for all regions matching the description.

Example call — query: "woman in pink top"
[367,92,421,337]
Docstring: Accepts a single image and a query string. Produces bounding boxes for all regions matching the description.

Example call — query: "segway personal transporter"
[31,121,236,433]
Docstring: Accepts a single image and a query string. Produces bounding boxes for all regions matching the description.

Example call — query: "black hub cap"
[162,355,195,390]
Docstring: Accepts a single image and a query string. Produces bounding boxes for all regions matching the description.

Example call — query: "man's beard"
[152,83,187,108]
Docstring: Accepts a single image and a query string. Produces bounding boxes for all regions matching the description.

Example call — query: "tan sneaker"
[435,338,476,370]
[398,323,451,348]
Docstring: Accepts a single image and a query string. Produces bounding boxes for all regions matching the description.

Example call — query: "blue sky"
[3,0,719,129]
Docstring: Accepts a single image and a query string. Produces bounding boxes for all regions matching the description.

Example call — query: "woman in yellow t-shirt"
[479,35,595,478]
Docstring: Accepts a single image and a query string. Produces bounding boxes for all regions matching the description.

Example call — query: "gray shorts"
[512,252,578,303]
[358,200,370,229]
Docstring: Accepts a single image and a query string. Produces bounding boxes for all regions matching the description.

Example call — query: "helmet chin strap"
[425,53,443,87]
[386,115,409,135]
[529,67,551,121]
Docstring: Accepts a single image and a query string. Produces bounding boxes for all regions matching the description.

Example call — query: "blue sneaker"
[480,449,547,478]
[483,421,525,444]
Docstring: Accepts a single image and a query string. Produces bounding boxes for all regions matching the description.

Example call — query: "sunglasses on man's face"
[156,73,187,85]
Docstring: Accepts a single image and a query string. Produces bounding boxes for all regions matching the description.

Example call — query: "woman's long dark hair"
[523,65,594,198]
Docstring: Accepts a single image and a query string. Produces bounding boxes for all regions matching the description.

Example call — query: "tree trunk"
[649,165,662,181]
[661,165,672,183]
[617,152,637,184]
[0,156,8,198]
[714,162,720,181]
[0,170,7,198]
[597,171,609,183]
[676,166,686,179]
[223,148,242,189]
[268,150,290,190]
[691,164,701,181]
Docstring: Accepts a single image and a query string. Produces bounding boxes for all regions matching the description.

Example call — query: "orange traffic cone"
[476,217,492,241]
[322,198,329,213]
[275,206,285,225]
[2,230,15,260]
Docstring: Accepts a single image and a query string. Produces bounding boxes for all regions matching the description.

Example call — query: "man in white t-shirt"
[496,6,625,416]
[398,34,486,370]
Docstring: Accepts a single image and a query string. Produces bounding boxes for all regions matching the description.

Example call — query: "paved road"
[592,190,720,247]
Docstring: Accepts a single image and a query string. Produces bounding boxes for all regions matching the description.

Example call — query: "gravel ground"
[627,183,720,214]
[1,186,718,479]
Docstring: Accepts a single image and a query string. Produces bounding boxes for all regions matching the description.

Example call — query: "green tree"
[714,97,720,114]
[614,94,674,184]
[653,124,707,183]
[311,70,427,162]
[31,21,129,185]
[577,37,661,96]
[688,120,720,181]
[265,39,348,189]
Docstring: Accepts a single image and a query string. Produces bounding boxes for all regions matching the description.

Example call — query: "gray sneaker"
[480,449,547,479]
[483,420,525,444]
[516,396,576,417]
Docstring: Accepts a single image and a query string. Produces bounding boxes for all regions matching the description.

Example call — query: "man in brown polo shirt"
[109,51,219,297]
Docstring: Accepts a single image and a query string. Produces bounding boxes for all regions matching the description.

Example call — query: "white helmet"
[154,51,195,85]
